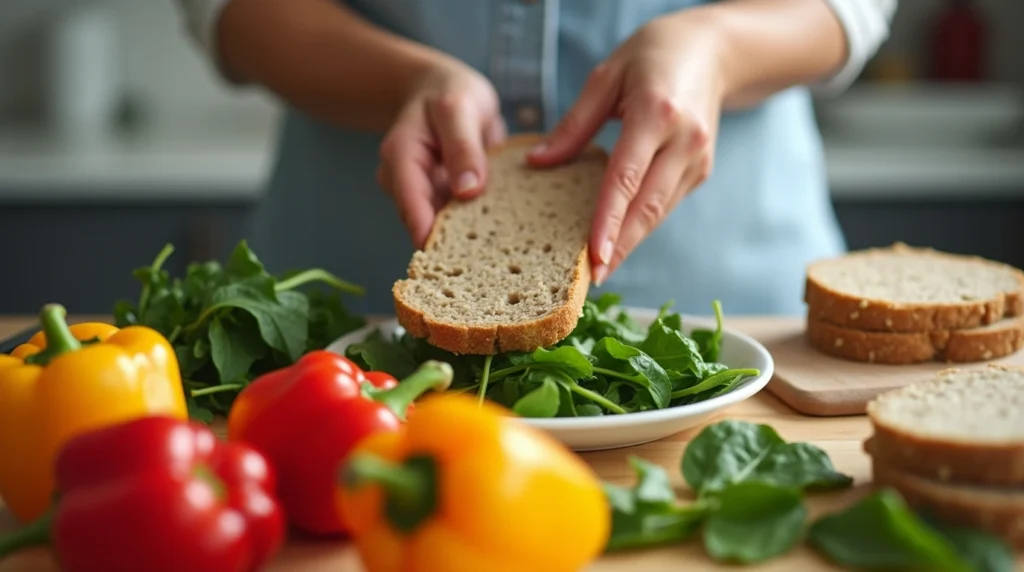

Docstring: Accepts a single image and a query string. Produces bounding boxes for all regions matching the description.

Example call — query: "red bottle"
[929,0,987,82]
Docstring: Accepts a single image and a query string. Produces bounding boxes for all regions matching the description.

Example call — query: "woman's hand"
[527,11,727,286]
[378,62,506,248]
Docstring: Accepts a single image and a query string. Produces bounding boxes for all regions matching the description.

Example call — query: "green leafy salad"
[345,293,761,417]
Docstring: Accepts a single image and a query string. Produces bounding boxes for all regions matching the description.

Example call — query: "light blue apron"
[246,0,847,317]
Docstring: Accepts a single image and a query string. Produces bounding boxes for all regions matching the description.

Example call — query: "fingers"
[587,107,665,282]
[428,94,489,200]
[379,115,439,249]
[527,62,620,167]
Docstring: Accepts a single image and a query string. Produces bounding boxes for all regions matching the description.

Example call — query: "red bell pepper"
[0,415,285,572]
[226,350,452,536]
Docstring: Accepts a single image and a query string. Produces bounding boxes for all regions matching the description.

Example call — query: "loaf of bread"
[807,316,1024,365]
[805,243,1024,333]
[393,134,606,355]
[865,365,1024,486]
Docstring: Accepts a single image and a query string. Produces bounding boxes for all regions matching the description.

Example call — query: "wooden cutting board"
[731,317,1024,417]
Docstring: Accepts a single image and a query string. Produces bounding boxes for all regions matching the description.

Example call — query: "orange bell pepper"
[338,393,610,572]
[0,304,188,523]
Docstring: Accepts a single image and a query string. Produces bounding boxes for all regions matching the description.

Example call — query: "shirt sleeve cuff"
[814,0,898,96]
[174,0,248,85]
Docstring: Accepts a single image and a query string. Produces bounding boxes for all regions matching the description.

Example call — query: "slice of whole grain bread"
[393,134,606,355]
[805,243,1024,333]
[865,365,1024,485]
[806,316,1024,364]
[868,460,1024,549]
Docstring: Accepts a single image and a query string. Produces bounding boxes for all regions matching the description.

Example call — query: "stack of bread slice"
[863,365,1024,547]
[804,243,1024,364]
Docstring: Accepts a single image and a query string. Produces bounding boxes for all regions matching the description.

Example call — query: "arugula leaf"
[809,489,976,572]
[690,299,725,362]
[529,346,594,378]
[592,338,672,409]
[604,456,708,552]
[512,378,560,418]
[115,240,365,421]
[682,420,853,495]
[703,481,807,563]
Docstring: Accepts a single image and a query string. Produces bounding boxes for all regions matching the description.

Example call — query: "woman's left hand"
[527,10,726,286]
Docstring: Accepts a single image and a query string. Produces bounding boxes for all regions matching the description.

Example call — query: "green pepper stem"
[24,305,82,367]
[342,453,437,534]
[0,507,53,560]
[369,361,453,420]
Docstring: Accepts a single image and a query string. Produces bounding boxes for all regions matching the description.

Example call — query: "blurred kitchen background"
[0,0,1022,314]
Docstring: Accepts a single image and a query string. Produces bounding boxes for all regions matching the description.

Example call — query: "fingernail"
[593,264,608,287]
[455,171,479,195]
[529,142,548,156]
[599,239,614,265]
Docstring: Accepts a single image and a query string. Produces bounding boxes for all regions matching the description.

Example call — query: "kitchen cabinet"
[0,198,254,315]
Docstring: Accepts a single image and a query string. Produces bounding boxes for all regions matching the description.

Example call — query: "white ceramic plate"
[326,307,774,451]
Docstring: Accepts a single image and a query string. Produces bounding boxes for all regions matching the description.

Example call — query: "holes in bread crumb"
[508,265,522,275]
[550,285,560,294]
[501,247,511,255]
[535,310,547,316]
[442,289,455,299]
[551,182,565,191]
[433,265,443,272]
[545,212,557,219]
[507,293,522,305]
[543,244,552,253]
[482,206,489,215]
[424,273,439,280]
[518,224,525,232]
[467,231,478,240]
[445,268,464,277]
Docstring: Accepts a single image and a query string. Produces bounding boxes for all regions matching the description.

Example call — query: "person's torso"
[250,0,846,316]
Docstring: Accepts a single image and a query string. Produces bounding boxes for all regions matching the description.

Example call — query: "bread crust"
[393,133,606,355]
[868,459,1024,548]
[806,317,1024,364]
[862,365,1024,485]
[804,243,1024,333]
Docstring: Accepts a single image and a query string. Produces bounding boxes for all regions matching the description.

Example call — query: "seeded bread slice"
[805,243,1024,333]
[864,365,1024,485]
[393,134,606,355]
[807,315,1024,364]
[868,460,1024,549]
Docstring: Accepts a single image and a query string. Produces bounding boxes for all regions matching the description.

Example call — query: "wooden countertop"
[0,316,1018,571]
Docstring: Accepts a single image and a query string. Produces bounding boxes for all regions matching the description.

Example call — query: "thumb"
[428,95,489,200]
[527,62,620,167]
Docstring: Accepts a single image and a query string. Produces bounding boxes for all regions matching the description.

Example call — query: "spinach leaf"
[640,316,706,378]
[928,517,1016,572]
[208,316,263,383]
[682,420,853,495]
[703,481,807,564]
[592,338,672,409]
[512,377,560,418]
[604,456,708,552]
[345,329,420,379]
[809,489,974,572]
[529,346,594,378]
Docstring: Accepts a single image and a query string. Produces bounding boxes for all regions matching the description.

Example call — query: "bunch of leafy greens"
[603,420,1013,571]
[114,240,366,422]
[345,293,758,417]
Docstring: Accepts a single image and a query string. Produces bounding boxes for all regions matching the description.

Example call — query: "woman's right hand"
[378,62,506,248]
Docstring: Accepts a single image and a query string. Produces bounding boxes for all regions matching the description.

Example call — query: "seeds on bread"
[393,134,606,355]
[805,243,1024,333]
[865,365,1024,485]
[807,316,1024,365]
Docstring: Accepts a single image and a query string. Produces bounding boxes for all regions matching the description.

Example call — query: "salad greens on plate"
[345,293,761,418]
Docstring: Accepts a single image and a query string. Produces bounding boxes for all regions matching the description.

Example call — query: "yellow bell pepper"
[0,304,188,523]
[338,393,610,572]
